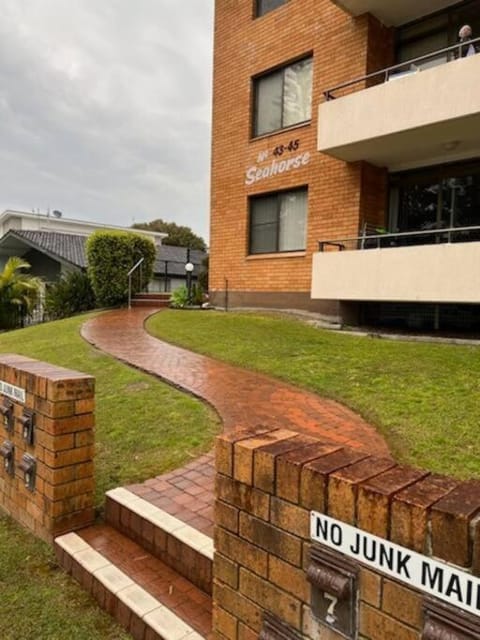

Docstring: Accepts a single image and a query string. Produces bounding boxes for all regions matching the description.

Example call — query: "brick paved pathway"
[82,308,391,535]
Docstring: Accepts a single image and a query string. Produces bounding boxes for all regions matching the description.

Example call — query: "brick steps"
[131,292,170,308]
[105,487,213,594]
[55,527,212,640]
[131,299,170,308]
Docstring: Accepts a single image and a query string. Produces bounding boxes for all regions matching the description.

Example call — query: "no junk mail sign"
[311,512,480,618]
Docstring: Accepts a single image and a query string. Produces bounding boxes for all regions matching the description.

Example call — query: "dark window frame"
[255,0,288,19]
[252,55,313,138]
[248,186,308,255]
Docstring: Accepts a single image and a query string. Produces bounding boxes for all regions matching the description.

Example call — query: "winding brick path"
[82,308,391,535]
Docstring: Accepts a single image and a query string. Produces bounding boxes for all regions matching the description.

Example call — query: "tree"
[132,219,207,251]
[86,231,156,307]
[0,257,43,330]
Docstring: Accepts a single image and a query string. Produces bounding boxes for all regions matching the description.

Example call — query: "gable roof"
[0,230,207,277]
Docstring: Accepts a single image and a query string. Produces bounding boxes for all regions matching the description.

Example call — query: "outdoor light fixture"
[0,441,14,477]
[185,260,194,305]
[20,410,35,446]
[19,454,36,492]
[0,399,14,433]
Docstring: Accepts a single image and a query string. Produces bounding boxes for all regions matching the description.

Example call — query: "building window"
[253,57,312,137]
[256,0,287,18]
[249,188,307,254]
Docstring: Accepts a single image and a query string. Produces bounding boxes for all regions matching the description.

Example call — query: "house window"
[249,188,307,254]
[253,57,312,137]
[256,0,287,18]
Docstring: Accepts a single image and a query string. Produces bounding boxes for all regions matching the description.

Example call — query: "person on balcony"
[458,25,477,57]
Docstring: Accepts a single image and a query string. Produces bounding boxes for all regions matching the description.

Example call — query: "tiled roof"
[15,230,88,268]
[10,230,206,276]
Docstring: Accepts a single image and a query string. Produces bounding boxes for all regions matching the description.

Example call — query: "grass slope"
[0,312,220,506]
[146,310,480,478]
[0,311,219,640]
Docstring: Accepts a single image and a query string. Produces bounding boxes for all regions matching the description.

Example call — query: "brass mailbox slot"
[0,441,14,477]
[0,399,14,433]
[259,612,302,640]
[19,454,36,492]
[19,410,35,446]
[307,545,357,639]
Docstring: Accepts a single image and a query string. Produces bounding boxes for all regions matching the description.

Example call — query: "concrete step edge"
[55,531,206,640]
[106,488,214,560]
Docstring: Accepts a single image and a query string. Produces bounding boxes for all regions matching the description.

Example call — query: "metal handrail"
[127,257,145,309]
[324,36,480,100]
[318,225,480,251]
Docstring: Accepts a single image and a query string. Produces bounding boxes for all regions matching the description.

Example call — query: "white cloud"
[0,0,214,240]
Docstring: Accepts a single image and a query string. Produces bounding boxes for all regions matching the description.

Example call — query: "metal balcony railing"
[324,37,480,101]
[318,225,480,252]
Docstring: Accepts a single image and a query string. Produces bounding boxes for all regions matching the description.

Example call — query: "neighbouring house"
[209,0,480,332]
[0,211,206,292]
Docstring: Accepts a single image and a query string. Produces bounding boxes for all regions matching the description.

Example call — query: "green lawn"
[146,310,480,479]
[0,312,220,507]
[0,514,130,640]
[0,311,219,640]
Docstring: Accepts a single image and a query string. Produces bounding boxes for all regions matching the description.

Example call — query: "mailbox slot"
[308,545,357,639]
[0,399,14,433]
[0,441,15,476]
[19,454,36,492]
[19,410,35,446]
[423,597,480,639]
[259,612,302,640]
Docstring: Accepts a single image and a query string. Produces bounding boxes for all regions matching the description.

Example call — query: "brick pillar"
[0,354,95,542]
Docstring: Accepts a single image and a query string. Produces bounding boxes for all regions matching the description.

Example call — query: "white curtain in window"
[283,59,312,127]
[279,190,307,251]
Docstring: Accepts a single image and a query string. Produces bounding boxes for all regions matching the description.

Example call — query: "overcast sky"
[0,0,214,241]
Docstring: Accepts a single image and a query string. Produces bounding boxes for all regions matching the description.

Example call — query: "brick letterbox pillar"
[0,354,95,542]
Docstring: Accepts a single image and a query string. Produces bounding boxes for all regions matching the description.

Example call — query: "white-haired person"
[458,24,477,57]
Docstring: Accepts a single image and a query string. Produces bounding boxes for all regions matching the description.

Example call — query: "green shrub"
[191,283,204,306]
[86,231,156,307]
[45,270,96,319]
[169,286,190,308]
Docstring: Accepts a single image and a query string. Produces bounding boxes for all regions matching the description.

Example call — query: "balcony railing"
[318,225,480,252]
[324,37,480,101]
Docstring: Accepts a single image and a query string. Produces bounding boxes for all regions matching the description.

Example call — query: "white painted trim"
[54,532,207,640]
[106,488,214,560]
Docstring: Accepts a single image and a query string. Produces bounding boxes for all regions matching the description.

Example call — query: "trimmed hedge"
[86,231,156,307]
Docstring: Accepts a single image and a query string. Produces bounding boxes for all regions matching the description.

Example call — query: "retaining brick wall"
[212,427,480,639]
[0,354,95,541]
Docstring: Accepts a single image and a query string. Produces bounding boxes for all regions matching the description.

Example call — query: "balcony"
[331,0,460,27]
[318,42,480,170]
[311,228,480,304]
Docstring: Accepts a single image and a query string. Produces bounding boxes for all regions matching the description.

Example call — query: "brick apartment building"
[209,0,480,332]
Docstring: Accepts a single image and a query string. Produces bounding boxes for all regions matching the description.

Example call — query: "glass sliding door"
[389,161,480,244]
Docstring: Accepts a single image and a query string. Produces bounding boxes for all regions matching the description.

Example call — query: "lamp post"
[185,247,194,305]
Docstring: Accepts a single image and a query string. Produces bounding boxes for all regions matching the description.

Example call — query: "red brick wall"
[212,427,480,639]
[0,354,95,542]
[210,1,394,308]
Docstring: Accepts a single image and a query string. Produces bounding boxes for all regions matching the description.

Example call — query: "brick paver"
[82,308,391,535]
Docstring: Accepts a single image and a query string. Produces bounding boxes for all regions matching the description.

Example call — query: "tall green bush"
[86,231,156,307]
[45,270,96,320]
